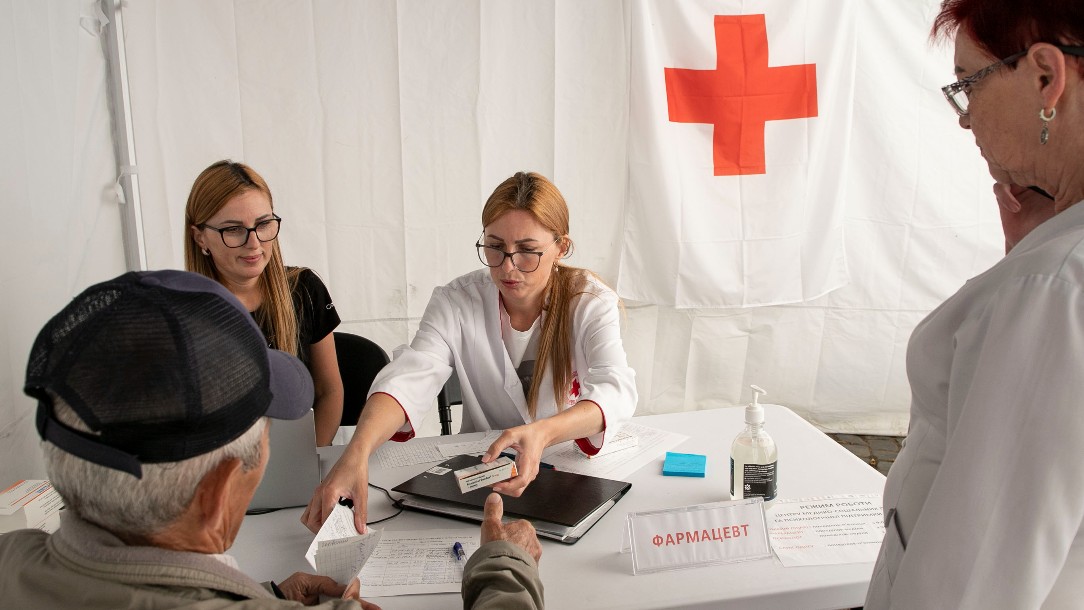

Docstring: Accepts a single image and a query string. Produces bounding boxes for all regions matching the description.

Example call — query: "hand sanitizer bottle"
[730,385,777,505]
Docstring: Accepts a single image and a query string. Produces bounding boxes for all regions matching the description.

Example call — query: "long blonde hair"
[483,172,591,419]
[183,160,300,356]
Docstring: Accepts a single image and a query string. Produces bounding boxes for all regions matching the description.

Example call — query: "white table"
[231,405,886,609]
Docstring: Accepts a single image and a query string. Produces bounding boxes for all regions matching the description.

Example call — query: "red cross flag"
[620,0,855,308]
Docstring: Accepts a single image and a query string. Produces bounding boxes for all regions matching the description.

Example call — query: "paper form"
[305,504,381,583]
[359,529,481,596]
[437,430,502,458]
[541,423,688,480]
[375,441,445,468]
[766,494,885,567]
[375,430,504,468]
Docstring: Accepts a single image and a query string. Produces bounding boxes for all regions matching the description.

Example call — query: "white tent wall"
[0,1,128,481]
[0,0,1001,485]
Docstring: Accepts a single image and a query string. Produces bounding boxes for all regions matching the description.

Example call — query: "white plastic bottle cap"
[746,385,766,424]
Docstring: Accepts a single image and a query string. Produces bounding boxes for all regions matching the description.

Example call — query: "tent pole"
[100,0,147,271]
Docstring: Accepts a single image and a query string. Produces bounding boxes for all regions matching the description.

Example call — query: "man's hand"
[993,183,1056,253]
[276,572,343,605]
[480,492,542,563]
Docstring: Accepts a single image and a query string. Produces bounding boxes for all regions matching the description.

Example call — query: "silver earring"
[201,248,210,256]
[1040,107,1056,145]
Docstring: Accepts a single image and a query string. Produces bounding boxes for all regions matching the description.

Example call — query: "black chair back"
[436,373,462,435]
[333,332,390,427]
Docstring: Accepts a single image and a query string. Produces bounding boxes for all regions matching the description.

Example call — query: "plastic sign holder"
[625,498,771,574]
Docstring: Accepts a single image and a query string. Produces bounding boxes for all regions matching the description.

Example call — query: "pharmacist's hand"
[301,448,369,535]
[482,424,549,497]
[480,492,543,563]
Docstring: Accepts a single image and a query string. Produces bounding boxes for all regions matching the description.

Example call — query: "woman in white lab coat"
[303,171,637,534]
[865,2,1084,607]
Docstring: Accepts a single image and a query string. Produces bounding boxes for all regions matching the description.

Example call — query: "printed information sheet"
[766,494,885,567]
[376,431,502,468]
[360,529,481,596]
[306,508,481,596]
[541,423,688,480]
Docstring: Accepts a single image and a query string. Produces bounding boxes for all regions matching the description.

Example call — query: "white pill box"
[454,457,518,493]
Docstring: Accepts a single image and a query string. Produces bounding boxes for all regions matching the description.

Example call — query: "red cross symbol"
[665,14,818,176]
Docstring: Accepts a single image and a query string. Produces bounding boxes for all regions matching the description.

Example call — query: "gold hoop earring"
[1040,107,1056,145]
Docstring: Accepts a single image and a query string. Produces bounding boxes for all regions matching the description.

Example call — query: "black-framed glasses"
[942,45,1084,116]
[475,237,560,273]
[201,215,282,248]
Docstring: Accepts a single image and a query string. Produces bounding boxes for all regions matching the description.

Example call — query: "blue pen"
[499,451,555,470]
[452,541,466,561]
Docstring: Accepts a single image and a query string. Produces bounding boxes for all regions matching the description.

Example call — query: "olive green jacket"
[462,540,544,609]
[0,512,359,609]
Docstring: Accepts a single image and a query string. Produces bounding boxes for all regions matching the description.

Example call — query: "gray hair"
[42,398,266,538]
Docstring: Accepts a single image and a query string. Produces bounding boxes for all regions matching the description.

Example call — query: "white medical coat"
[369,269,637,451]
[865,201,1084,609]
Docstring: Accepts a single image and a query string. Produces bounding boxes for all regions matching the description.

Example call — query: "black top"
[254,267,340,367]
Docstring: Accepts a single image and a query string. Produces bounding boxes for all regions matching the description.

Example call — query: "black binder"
[391,454,631,544]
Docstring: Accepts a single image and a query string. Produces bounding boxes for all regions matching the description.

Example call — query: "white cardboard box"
[454,457,517,493]
[0,480,64,534]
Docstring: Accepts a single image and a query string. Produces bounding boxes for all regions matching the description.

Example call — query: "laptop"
[247,409,320,513]
[392,454,631,544]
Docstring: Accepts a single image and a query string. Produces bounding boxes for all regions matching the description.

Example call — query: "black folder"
[391,454,631,544]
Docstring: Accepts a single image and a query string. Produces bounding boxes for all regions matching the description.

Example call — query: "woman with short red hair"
[866,1,1084,607]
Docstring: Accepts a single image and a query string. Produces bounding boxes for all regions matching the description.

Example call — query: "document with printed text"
[766,494,885,567]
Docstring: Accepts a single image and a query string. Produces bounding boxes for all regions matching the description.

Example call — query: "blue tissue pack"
[662,452,707,477]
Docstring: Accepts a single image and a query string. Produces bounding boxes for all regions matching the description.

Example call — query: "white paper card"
[305,503,382,583]
[766,494,885,567]
[626,499,771,574]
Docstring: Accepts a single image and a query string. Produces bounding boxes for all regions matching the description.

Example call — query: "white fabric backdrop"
[624,0,853,308]
[0,0,1001,483]
[0,1,127,483]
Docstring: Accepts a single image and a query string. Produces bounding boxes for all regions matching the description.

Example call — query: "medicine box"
[454,457,518,493]
[0,480,64,534]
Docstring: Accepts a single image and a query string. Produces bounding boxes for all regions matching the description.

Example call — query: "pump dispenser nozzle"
[746,385,767,424]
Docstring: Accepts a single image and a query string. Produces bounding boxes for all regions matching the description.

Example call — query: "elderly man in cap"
[0,270,379,609]
[0,270,545,609]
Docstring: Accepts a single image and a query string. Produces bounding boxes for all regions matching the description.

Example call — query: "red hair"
[932,0,1084,61]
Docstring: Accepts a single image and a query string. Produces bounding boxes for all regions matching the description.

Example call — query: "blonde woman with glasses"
[303,171,637,536]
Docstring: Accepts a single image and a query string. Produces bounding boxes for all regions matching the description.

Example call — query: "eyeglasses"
[201,215,282,248]
[476,237,560,273]
[941,50,1026,116]
[942,45,1084,116]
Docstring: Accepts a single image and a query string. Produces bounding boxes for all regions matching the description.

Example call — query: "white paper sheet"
[766,494,885,567]
[374,441,446,468]
[541,423,689,480]
[304,503,382,583]
[359,529,481,596]
[437,430,502,458]
[376,430,505,467]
